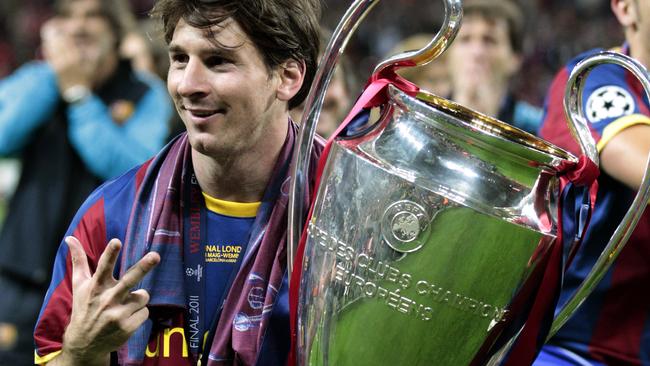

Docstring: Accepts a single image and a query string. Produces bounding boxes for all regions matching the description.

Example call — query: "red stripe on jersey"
[135,159,153,190]
[588,212,650,364]
[73,197,109,269]
[34,197,107,357]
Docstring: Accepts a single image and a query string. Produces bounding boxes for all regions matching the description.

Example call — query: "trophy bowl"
[297,85,569,365]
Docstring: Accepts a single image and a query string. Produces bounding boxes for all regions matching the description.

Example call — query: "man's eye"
[206,56,229,67]
[171,54,189,64]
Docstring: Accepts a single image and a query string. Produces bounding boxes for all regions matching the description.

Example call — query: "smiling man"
[33,0,322,365]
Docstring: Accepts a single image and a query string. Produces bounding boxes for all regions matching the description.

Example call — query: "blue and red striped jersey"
[33,162,149,364]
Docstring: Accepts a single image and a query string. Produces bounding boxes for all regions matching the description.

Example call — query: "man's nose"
[178,59,210,98]
[463,40,483,58]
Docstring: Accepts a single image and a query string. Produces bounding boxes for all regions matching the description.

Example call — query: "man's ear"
[276,59,306,103]
[612,0,637,29]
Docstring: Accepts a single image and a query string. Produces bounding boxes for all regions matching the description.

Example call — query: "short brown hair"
[463,0,525,54]
[151,0,322,109]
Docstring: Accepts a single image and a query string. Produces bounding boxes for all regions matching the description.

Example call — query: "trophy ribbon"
[499,158,599,365]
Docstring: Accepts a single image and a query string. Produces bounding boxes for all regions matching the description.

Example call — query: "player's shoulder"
[74,162,149,222]
[566,47,629,85]
[554,47,635,125]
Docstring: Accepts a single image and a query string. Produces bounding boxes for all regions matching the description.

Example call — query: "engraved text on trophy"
[308,221,509,323]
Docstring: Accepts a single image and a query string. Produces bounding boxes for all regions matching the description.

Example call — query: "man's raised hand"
[53,236,160,366]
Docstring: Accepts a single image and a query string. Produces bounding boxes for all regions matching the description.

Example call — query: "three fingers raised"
[66,236,161,294]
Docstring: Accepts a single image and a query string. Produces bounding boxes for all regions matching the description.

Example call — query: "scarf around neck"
[117,121,322,365]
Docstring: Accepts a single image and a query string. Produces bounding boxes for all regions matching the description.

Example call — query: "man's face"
[58,0,116,61]
[410,61,451,97]
[167,18,287,156]
[447,13,520,86]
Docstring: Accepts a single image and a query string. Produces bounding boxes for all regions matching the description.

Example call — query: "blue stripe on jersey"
[535,344,606,366]
[553,176,632,352]
[642,317,650,365]
[255,269,291,366]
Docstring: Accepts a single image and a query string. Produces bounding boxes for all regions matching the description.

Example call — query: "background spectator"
[446,0,543,134]
[0,0,623,105]
[389,33,451,97]
[291,27,358,138]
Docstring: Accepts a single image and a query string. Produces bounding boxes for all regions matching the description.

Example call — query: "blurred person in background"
[291,28,356,138]
[121,18,172,83]
[389,32,451,97]
[117,0,159,77]
[115,10,185,141]
[446,0,542,135]
[114,0,170,79]
[0,0,172,364]
[534,0,650,364]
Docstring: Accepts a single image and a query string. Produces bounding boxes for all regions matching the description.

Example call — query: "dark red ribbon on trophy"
[500,155,599,366]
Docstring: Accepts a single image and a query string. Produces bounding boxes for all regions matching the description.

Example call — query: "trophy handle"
[549,51,650,337]
[287,0,463,279]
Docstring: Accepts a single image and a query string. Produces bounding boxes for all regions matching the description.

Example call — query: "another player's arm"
[46,237,160,366]
[578,63,650,192]
[600,123,650,191]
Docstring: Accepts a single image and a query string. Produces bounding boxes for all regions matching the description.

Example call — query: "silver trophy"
[288,0,650,365]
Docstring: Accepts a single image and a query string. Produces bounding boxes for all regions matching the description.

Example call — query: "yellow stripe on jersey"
[202,192,260,218]
[597,113,650,152]
[34,349,62,365]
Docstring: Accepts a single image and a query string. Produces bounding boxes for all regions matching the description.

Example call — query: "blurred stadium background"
[0,0,622,104]
[0,0,623,224]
